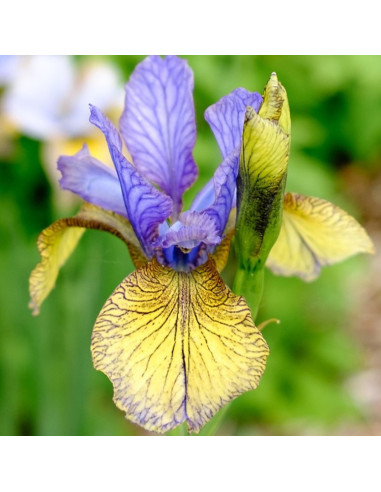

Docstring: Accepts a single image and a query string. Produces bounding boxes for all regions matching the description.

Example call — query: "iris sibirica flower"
[29,56,374,434]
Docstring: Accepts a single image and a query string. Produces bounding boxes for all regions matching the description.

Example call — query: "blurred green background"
[1,55,380,436]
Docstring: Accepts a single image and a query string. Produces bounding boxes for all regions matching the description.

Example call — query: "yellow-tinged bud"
[259,72,291,135]
[234,73,291,317]
[235,73,291,268]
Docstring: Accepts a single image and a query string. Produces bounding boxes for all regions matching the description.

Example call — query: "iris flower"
[29,56,374,434]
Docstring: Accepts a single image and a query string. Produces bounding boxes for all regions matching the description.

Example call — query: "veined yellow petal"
[91,257,269,434]
[29,224,84,315]
[29,203,145,315]
[266,192,375,281]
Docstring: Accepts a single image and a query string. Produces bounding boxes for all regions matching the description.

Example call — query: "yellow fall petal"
[29,224,84,315]
[266,192,375,281]
[91,257,269,434]
[29,203,145,315]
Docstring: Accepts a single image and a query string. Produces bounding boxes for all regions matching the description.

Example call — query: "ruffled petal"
[120,55,198,217]
[91,257,269,434]
[90,105,173,258]
[157,149,237,269]
[204,87,262,159]
[58,144,127,218]
[158,211,221,251]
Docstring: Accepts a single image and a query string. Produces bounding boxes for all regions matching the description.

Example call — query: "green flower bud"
[234,73,291,317]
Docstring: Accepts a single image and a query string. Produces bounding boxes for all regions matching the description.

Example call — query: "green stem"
[179,422,189,436]
[198,402,231,436]
[233,265,264,320]
[166,422,188,436]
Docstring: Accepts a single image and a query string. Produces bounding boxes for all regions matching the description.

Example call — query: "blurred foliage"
[0,56,380,436]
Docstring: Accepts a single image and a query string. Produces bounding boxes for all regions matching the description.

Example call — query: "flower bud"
[234,73,291,317]
[235,73,291,270]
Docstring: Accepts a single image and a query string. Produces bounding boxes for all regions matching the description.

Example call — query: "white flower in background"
[0,55,124,208]
[0,55,21,156]
[0,55,20,86]
[2,56,123,139]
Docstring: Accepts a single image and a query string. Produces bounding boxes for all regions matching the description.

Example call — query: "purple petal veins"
[120,56,198,217]
[158,211,221,250]
[191,89,262,212]
[204,87,262,159]
[57,58,259,272]
[158,149,238,267]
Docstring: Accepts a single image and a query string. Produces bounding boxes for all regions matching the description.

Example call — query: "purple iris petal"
[190,179,215,212]
[89,104,123,152]
[58,144,127,218]
[190,149,239,234]
[204,88,262,158]
[162,243,208,271]
[120,55,198,218]
[191,89,261,213]
[202,149,239,236]
[158,211,221,250]
[193,175,237,214]
[89,105,173,258]
[158,149,238,267]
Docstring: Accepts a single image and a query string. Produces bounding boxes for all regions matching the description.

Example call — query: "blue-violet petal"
[205,88,262,158]
[58,144,127,218]
[120,55,198,217]
[158,211,221,250]
[90,104,173,258]
[202,149,239,236]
